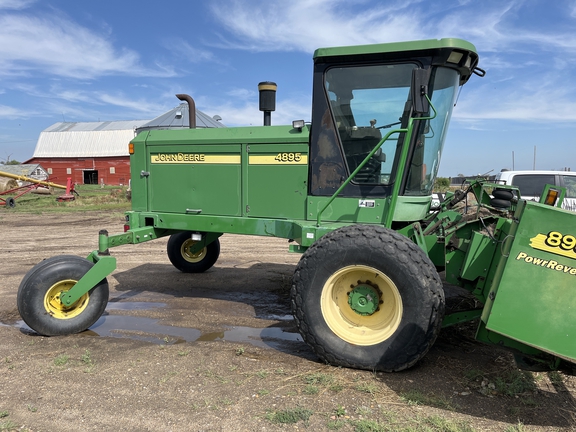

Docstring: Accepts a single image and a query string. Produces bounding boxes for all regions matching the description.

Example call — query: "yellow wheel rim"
[181,239,207,263]
[44,280,89,319]
[321,265,403,346]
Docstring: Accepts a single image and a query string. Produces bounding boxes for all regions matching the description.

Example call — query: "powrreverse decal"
[513,230,576,275]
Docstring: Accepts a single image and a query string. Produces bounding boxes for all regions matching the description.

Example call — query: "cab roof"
[313,38,477,59]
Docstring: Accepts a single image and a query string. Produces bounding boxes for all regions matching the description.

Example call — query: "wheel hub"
[181,239,206,263]
[348,282,381,316]
[44,280,89,319]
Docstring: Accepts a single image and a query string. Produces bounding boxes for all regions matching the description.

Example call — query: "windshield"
[325,63,415,184]
[405,67,460,195]
[325,64,460,192]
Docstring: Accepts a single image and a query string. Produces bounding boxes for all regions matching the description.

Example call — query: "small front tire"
[167,231,220,273]
[17,255,109,336]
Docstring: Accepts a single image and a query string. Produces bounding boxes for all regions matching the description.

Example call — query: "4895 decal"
[274,152,302,163]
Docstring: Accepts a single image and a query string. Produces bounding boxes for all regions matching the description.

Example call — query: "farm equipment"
[17,38,576,372]
[0,171,76,206]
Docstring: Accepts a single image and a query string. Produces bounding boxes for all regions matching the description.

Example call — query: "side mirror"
[411,68,430,114]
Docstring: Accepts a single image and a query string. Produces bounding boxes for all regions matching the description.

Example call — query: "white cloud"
[0,11,175,79]
[206,0,576,127]
[0,0,35,10]
[226,88,256,98]
[162,38,217,64]
[96,93,167,116]
[200,93,311,127]
[0,104,32,119]
[209,0,426,52]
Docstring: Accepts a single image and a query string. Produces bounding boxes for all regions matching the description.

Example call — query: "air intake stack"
[258,81,277,126]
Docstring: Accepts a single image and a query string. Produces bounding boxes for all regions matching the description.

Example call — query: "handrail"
[316,94,437,228]
[316,128,404,227]
[384,95,436,227]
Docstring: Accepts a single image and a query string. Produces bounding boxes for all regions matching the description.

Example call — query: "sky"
[1,0,576,177]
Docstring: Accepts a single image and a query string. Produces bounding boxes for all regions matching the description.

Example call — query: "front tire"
[291,225,444,372]
[17,255,109,336]
[167,231,220,273]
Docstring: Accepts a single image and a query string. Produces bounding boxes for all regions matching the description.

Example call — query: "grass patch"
[303,384,319,395]
[464,369,484,382]
[333,405,346,417]
[548,370,563,385]
[159,371,178,383]
[355,382,379,395]
[81,349,92,365]
[256,370,269,379]
[303,372,334,386]
[421,414,476,431]
[0,420,17,431]
[355,406,372,416]
[400,389,455,410]
[203,369,228,383]
[265,407,313,425]
[350,419,388,432]
[329,382,344,393]
[504,422,527,432]
[494,370,535,397]
[53,354,69,366]
[326,419,346,430]
[4,184,130,213]
[348,414,477,432]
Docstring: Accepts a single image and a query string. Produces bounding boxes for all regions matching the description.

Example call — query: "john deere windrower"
[17,38,576,372]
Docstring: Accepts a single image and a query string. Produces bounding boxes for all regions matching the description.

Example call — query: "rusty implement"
[0,170,76,207]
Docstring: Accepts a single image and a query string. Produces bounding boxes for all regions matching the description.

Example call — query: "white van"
[494,170,576,211]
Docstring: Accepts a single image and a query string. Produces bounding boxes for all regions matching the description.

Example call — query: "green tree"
[434,177,450,192]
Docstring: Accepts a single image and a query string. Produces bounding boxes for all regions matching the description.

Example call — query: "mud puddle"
[3,301,304,352]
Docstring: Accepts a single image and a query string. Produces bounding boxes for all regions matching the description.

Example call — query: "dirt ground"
[0,211,575,432]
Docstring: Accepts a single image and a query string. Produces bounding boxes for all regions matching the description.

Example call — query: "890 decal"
[274,152,302,163]
[530,230,576,261]
[544,231,576,251]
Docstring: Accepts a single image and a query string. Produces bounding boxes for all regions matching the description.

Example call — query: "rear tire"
[17,255,109,336]
[291,225,444,372]
[167,231,220,273]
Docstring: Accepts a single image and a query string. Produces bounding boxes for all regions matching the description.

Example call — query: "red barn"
[25,120,148,186]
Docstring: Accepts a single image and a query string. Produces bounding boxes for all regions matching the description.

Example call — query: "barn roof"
[0,163,46,178]
[136,103,225,133]
[32,120,149,158]
[32,105,226,159]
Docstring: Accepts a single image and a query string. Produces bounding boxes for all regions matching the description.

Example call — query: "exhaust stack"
[175,94,196,129]
[258,82,277,126]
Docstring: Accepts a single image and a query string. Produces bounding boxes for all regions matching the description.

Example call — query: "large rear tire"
[17,255,109,336]
[291,225,444,372]
[167,231,220,273]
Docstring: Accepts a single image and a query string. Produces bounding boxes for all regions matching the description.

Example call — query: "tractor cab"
[308,39,480,223]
